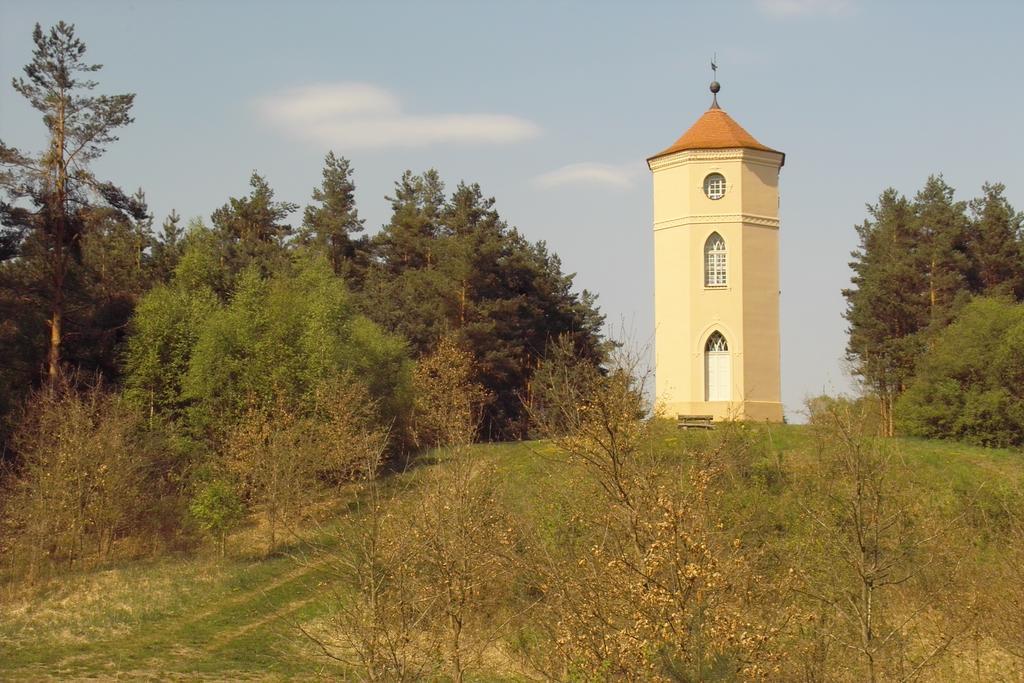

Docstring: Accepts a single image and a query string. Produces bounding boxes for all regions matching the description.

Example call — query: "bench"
[677,414,715,430]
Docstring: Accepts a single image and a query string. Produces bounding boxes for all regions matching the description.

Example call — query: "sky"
[2,0,1022,422]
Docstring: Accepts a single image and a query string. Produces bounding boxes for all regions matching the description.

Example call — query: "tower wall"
[651,148,783,422]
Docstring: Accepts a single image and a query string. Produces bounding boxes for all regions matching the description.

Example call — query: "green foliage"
[122,277,219,420]
[125,246,411,441]
[844,176,1024,434]
[897,297,1024,446]
[188,479,245,556]
[182,257,411,436]
[300,152,365,275]
[357,172,608,439]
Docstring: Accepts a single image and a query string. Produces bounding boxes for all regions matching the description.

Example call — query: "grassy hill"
[2,425,1023,680]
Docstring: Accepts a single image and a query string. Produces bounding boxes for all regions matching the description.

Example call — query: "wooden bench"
[677,414,715,430]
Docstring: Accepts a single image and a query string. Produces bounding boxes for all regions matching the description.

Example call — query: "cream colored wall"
[651,148,784,422]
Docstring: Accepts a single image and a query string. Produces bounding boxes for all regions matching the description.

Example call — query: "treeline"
[0,23,606,575]
[844,176,1024,444]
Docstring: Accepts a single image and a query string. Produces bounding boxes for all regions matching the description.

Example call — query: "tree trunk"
[269,505,277,552]
[48,87,68,383]
[47,297,62,382]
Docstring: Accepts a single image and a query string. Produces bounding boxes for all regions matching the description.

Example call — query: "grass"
[1,425,1022,680]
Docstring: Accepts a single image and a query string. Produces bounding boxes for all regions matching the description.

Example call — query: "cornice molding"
[653,213,780,231]
[648,147,783,172]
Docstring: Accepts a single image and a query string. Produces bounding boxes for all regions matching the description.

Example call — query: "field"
[2,425,1023,681]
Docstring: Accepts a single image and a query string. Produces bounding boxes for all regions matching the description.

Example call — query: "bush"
[1,379,148,578]
[897,297,1024,446]
[189,479,245,557]
[124,252,413,445]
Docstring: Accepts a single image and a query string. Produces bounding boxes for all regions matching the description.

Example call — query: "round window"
[703,173,726,200]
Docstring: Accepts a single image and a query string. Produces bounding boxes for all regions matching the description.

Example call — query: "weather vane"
[709,53,721,109]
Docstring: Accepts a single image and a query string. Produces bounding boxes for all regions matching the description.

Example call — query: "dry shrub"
[410,335,489,449]
[793,398,967,682]
[1,378,146,580]
[227,375,386,551]
[407,455,518,681]
[526,348,785,680]
[976,486,1024,667]
[306,339,515,682]
[303,446,438,682]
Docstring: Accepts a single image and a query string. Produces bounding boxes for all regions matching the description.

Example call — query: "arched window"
[704,331,730,401]
[704,232,727,287]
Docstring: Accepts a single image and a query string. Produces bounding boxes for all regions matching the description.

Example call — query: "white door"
[705,352,730,401]
[704,332,730,402]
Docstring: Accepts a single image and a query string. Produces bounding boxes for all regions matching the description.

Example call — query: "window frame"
[703,173,727,200]
[704,232,727,288]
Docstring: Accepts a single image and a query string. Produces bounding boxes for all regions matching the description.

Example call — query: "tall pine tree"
[358,171,607,439]
[300,152,365,275]
[0,21,145,382]
[210,171,297,277]
[967,182,1024,298]
[912,175,971,331]
[844,189,925,435]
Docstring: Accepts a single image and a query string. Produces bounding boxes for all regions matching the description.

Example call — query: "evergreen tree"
[153,209,184,281]
[300,152,365,275]
[967,182,1024,299]
[843,189,925,435]
[210,171,297,276]
[845,176,1018,435]
[71,190,157,378]
[359,171,607,439]
[373,169,445,273]
[912,175,971,330]
[0,21,145,382]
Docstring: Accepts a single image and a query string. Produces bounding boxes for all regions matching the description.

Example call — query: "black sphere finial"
[710,80,721,94]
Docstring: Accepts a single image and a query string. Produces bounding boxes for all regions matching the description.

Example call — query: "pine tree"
[301,152,365,275]
[360,171,608,439]
[0,21,145,382]
[373,170,445,273]
[967,182,1024,299]
[210,171,297,276]
[843,189,925,435]
[153,209,184,281]
[912,175,971,331]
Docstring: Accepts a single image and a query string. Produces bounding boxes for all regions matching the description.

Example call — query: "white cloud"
[257,82,541,149]
[534,162,638,190]
[755,0,853,16]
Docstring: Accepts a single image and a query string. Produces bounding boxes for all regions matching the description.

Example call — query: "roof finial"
[709,54,721,109]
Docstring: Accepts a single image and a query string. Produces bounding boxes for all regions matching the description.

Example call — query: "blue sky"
[2,0,1022,421]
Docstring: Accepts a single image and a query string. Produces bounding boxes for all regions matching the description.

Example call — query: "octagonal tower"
[648,81,785,421]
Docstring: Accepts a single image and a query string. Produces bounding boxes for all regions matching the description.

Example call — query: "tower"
[648,77,784,422]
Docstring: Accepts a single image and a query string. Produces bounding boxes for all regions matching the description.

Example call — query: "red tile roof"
[648,107,783,163]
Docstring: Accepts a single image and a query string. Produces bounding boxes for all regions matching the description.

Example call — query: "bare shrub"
[306,337,515,682]
[794,399,965,681]
[408,455,518,682]
[526,347,785,680]
[227,375,384,552]
[980,486,1024,666]
[410,335,489,449]
[1,378,145,579]
[302,444,441,682]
